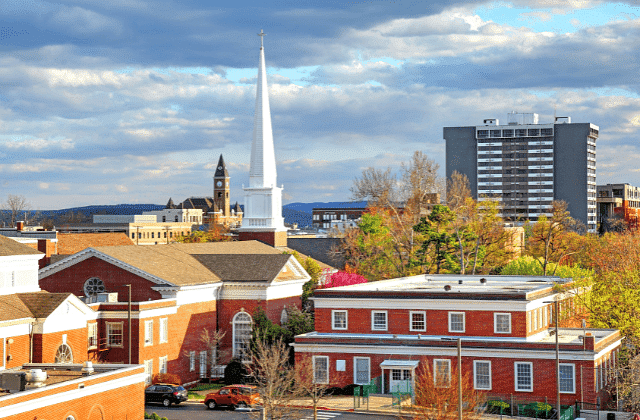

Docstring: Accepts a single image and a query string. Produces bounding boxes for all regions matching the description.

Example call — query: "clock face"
[216,181,222,187]
[217,166,222,170]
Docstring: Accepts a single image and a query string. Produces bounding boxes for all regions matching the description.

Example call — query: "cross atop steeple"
[258,29,265,49]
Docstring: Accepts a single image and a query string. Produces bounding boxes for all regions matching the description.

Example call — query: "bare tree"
[295,355,332,420]
[350,166,397,208]
[248,335,300,420]
[414,363,486,420]
[446,171,472,211]
[182,328,227,380]
[401,151,442,218]
[527,200,581,275]
[3,194,31,227]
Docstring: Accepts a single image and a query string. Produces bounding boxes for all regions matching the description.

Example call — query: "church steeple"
[249,29,277,189]
[238,30,286,247]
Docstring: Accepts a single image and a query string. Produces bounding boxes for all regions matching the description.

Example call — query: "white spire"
[239,30,286,235]
[249,29,277,188]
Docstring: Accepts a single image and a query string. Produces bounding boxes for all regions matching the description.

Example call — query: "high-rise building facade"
[444,112,598,232]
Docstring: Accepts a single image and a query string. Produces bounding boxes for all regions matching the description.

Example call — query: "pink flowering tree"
[321,271,368,289]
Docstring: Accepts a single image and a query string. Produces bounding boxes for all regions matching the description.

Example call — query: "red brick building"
[0,236,98,371]
[39,240,310,385]
[0,362,145,420]
[293,274,621,405]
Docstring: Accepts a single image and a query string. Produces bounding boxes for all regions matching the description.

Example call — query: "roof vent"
[458,280,463,284]
[444,285,451,291]
[480,278,487,284]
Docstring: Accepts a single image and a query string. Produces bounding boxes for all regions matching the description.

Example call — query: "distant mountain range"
[10,201,367,228]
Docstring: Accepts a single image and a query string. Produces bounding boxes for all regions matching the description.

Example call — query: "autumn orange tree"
[581,232,640,345]
[175,223,233,243]
[414,363,486,420]
[526,201,584,275]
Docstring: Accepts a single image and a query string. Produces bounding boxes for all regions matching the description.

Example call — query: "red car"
[204,385,260,410]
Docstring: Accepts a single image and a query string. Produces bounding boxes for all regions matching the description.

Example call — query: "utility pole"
[126,284,132,364]
[458,337,462,420]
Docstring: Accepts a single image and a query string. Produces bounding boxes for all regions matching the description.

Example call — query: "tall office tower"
[444,112,598,232]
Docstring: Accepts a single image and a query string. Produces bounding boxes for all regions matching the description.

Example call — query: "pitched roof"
[192,254,291,282]
[91,244,220,286]
[57,232,134,255]
[214,154,229,178]
[47,241,291,287]
[0,294,34,322]
[17,292,72,318]
[0,292,72,322]
[0,235,42,257]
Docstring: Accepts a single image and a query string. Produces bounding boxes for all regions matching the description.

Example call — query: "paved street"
[145,401,404,420]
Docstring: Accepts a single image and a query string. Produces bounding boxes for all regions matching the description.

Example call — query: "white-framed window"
[159,356,168,374]
[434,359,451,387]
[144,320,153,346]
[189,351,196,371]
[371,311,388,331]
[159,318,168,344]
[313,356,329,384]
[106,322,124,347]
[88,323,98,349]
[144,359,153,384]
[494,313,511,334]
[332,310,347,330]
[474,360,492,390]
[410,311,426,331]
[559,364,575,394]
[233,312,252,362]
[515,362,533,392]
[448,312,465,333]
[199,351,207,378]
[354,357,370,385]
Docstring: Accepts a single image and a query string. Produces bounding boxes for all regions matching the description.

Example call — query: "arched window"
[55,343,73,363]
[232,312,252,362]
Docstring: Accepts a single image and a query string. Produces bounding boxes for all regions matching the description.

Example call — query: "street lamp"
[544,299,561,420]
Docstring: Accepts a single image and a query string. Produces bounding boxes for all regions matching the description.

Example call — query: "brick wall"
[40,256,163,302]
[0,366,145,420]
[315,307,528,337]
[238,230,287,247]
[32,327,89,364]
[299,351,599,405]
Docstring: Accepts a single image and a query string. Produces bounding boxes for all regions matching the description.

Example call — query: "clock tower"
[213,154,230,217]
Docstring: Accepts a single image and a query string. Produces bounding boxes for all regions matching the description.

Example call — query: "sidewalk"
[189,390,416,416]
[288,394,416,416]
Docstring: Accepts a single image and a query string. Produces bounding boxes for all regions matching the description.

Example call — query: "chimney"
[16,221,24,231]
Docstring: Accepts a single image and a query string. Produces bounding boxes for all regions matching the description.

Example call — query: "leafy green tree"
[283,250,322,310]
[413,205,457,274]
[501,256,594,279]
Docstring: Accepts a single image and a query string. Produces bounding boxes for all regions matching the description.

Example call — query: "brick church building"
[38,240,309,385]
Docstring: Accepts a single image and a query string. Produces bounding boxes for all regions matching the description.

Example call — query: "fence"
[353,377,382,410]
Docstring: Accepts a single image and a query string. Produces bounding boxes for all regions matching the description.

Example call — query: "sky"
[2,0,640,210]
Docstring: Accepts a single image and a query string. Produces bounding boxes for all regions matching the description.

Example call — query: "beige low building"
[126,222,193,245]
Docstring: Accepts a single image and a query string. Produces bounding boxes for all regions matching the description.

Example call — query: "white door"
[390,369,412,393]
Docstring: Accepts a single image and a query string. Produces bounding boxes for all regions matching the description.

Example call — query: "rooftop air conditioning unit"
[96,292,118,302]
[1,372,26,393]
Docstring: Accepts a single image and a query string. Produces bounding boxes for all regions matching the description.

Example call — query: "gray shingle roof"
[89,241,286,286]
[0,235,43,256]
[192,254,291,282]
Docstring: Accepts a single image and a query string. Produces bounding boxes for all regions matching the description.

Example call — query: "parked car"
[145,383,188,407]
[204,385,260,410]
